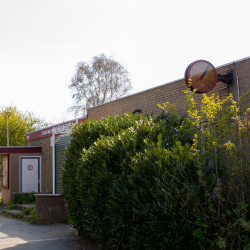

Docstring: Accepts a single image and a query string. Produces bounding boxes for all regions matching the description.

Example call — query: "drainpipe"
[236,76,240,109]
[52,127,55,194]
[236,76,242,165]
[6,111,11,146]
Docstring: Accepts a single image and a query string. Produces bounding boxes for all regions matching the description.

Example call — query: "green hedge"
[13,192,35,204]
[62,112,200,249]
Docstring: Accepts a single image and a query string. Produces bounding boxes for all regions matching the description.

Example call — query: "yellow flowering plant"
[159,89,250,249]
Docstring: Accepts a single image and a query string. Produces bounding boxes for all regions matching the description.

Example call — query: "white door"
[21,157,40,193]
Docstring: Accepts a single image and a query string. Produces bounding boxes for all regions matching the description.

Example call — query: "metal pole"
[236,76,240,110]
[52,127,55,194]
[7,111,10,147]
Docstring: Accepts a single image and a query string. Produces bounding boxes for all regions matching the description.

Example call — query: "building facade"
[1,56,250,209]
[87,57,250,121]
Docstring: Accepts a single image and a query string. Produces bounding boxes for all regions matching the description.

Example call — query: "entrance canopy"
[0,146,42,154]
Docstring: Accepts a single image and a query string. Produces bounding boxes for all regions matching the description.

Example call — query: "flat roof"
[26,116,87,135]
[26,116,88,142]
[0,146,42,154]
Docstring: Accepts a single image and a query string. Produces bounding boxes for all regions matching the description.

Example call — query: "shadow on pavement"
[0,215,75,250]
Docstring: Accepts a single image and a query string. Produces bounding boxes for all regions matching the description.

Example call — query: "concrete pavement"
[0,215,77,249]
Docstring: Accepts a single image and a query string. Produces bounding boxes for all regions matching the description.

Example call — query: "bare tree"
[69,54,132,116]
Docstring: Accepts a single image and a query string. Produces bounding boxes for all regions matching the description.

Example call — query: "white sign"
[42,129,52,136]
[55,123,72,134]
[41,123,73,136]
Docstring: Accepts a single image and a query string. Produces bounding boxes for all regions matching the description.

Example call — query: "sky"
[0,0,249,124]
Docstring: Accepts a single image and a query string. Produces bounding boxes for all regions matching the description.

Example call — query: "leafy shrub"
[10,206,36,223]
[29,208,36,224]
[14,212,24,219]
[164,90,250,249]
[13,191,35,204]
[79,135,200,249]
[62,112,145,230]
[62,112,200,249]
[23,206,35,215]
[4,203,15,210]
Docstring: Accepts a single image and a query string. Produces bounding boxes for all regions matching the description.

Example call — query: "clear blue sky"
[0,0,249,123]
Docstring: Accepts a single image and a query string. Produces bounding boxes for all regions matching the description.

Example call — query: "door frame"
[19,156,42,193]
[1,154,10,189]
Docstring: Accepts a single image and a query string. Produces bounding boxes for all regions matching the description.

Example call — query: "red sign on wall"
[27,165,33,171]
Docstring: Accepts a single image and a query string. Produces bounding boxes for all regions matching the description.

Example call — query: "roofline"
[87,56,250,109]
[26,116,87,135]
[0,146,42,148]
[0,146,42,154]
[216,56,250,69]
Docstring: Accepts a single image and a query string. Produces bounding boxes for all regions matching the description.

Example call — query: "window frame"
[1,154,9,189]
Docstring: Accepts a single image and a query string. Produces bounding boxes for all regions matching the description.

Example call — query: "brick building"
[88,57,250,121]
[0,117,87,205]
[1,56,249,222]
[26,117,87,193]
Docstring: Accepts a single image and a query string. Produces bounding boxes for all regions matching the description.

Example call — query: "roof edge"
[0,146,42,154]
[87,56,250,109]
[26,116,87,135]
[0,146,42,148]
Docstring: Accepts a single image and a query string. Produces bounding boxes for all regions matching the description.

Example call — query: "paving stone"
[4,209,22,215]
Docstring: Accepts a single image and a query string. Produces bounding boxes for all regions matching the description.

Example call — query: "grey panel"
[55,135,71,194]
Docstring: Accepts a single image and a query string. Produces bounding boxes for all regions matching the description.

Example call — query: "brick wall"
[27,135,60,193]
[87,58,250,120]
[35,194,67,224]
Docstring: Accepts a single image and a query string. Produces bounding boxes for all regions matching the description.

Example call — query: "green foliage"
[4,203,15,210]
[178,90,250,249]
[79,139,200,249]
[13,191,35,204]
[62,112,144,230]
[62,112,200,249]
[0,105,49,146]
[242,235,250,250]
[3,206,36,223]
[29,208,36,224]
[23,206,35,215]
[63,90,250,249]
[16,206,35,222]
[0,157,1,191]
[14,212,24,219]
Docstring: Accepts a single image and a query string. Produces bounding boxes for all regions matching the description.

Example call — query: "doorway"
[20,157,41,193]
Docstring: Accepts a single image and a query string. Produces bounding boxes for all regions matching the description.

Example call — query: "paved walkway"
[0,216,77,249]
